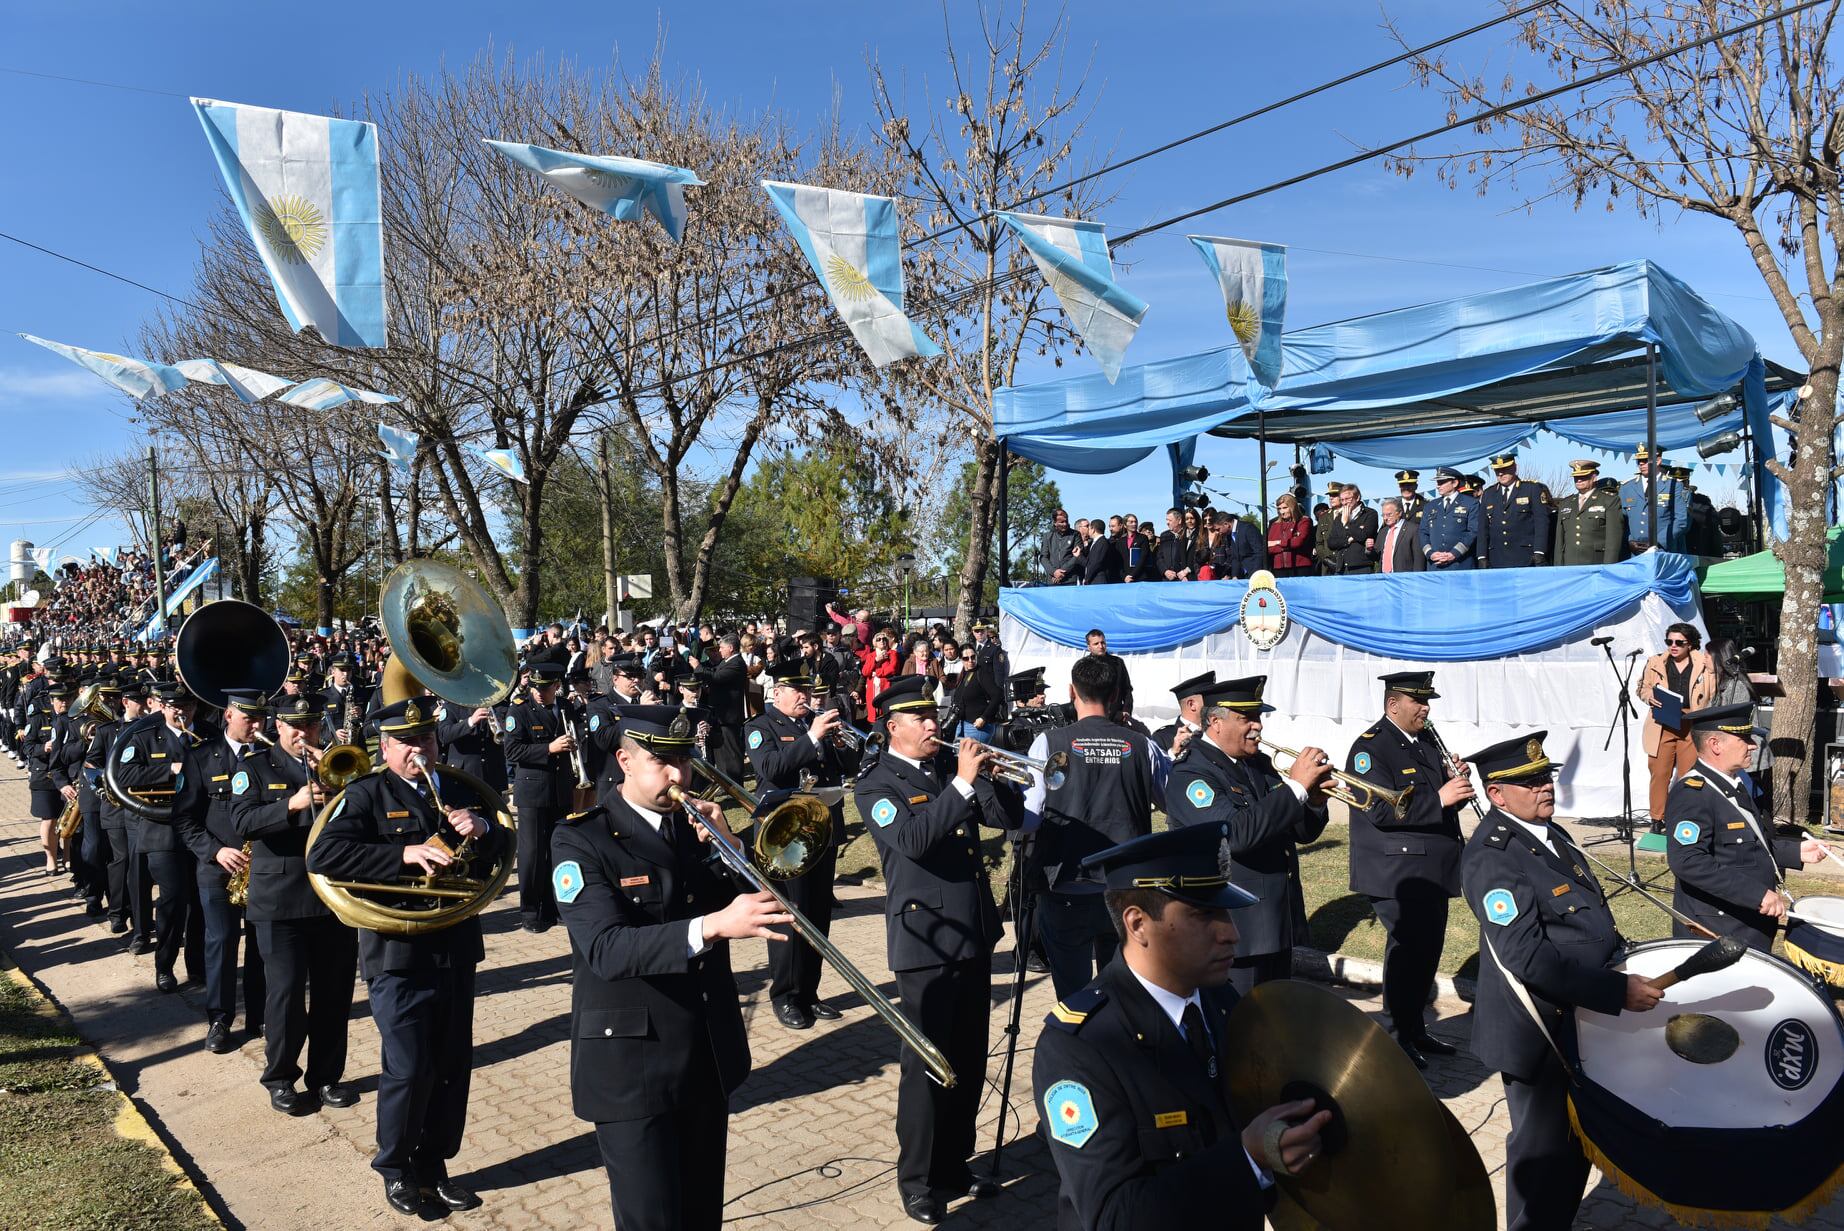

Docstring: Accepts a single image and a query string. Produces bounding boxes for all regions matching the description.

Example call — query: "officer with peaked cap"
[1554,458,1626,565]
[1416,467,1481,570]
[1151,670,1216,758]
[1620,442,1688,553]
[503,660,577,932]
[1479,453,1552,568]
[1395,469,1425,522]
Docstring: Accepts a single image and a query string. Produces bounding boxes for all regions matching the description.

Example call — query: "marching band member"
[115,682,207,993]
[503,661,576,933]
[1149,670,1214,758]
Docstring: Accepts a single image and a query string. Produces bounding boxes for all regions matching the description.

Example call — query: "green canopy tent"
[1697,527,1844,603]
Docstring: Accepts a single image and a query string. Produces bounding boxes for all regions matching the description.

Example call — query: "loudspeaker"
[787,576,837,634]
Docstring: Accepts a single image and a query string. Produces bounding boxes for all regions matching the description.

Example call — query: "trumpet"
[1259,738,1412,820]
[921,735,1069,790]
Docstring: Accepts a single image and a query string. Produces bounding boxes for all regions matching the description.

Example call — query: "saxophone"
[226,732,277,908]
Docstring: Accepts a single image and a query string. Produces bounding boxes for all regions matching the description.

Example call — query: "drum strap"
[1478,927,1570,1068]
[1705,771,1789,893]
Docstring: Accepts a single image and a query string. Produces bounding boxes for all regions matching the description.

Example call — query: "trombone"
[922,734,1069,790]
[1259,738,1413,820]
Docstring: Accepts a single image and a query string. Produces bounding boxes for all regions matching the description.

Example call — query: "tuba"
[305,560,518,936]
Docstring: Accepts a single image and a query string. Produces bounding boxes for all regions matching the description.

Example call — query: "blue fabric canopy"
[999,552,1697,659]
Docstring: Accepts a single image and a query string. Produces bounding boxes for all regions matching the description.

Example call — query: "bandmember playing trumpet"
[1344,671,1473,1069]
[230,694,358,1118]
[552,705,791,1231]
[503,660,576,933]
[115,681,208,994]
[744,661,846,1030]
[1165,677,1332,993]
[308,699,505,1218]
[855,675,1015,1224]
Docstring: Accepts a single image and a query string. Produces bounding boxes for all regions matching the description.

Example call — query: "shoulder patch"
[562,807,601,825]
[1482,887,1519,926]
[119,744,135,763]
[870,797,898,827]
[747,728,764,750]
[553,860,585,904]
[1043,1080,1099,1149]
[1185,779,1215,809]
[1681,776,1704,790]
[589,713,601,733]
[1673,820,1701,846]
[1046,986,1107,1032]
[1353,751,1373,775]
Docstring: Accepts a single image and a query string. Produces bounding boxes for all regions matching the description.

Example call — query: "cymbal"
[1221,980,1493,1231]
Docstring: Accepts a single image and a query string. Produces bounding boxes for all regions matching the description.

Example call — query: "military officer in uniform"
[1461,732,1663,1231]
[1343,672,1473,1068]
[1149,670,1214,757]
[95,678,147,934]
[114,681,208,992]
[582,654,643,796]
[745,662,845,1030]
[551,705,791,1231]
[1552,458,1626,565]
[855,675,1014,1224]
[502,661,576,932]
[308,699,506,1217]
[1395,469,1425,522]
[321,653,369,745]
[230,694,358,1117]
[1478,453,1552,568]
[1032,825,1331,1230]
[1664,703,1825,951]
[434,693,507,797]
[1416,467,1481,570]
[1165,677,1331,992]
[1620,443,1688,554]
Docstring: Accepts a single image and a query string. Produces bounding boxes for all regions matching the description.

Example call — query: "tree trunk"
[516,478,543,631]
[660,463,689,622]
[599,432,618,629]
[953,437,1002,639]
[379,463,403,566]
[241,513,264,606]
[682,399,773,625]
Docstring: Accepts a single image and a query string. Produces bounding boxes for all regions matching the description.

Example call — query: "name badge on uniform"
[619,875,650,888]
[1726,821,1747,830]
[1551,883,1572,897]
[1516,496,1530,504]
[780,735,797,742]
[908,793,931,804]
[1153,1110,1188,1128]
[386,810,410,819]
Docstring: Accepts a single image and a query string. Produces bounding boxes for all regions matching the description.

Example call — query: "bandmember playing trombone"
[551,705,791,1231]
[114,681,208,994]
[1343,671,1474,1069]
[1165,676,1333,993]
[502,661,575,933]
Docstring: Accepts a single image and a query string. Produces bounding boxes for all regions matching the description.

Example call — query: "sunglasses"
[1665,638,1690,647]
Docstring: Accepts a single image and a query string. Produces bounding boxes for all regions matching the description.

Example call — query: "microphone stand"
[977,826,1037,1199]
[1586,642,1660,893]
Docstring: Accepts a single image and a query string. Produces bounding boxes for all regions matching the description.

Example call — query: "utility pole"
[599,432,619,629]
[147,446,168,639]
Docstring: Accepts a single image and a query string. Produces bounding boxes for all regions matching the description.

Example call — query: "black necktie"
[1181,1003,1216,1077]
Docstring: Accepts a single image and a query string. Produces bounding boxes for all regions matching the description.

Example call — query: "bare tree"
[1390,0,1844,823]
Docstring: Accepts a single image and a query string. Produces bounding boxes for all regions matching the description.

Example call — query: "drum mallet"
[1643,935,1749,992]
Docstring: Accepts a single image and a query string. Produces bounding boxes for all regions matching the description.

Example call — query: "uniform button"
[631,896,641,904]
[686,895,694,904]
[603,1027,613,1037]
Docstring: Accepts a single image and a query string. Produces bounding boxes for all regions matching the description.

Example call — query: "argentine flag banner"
[191,98,388,349]
[997,212,1147,384]
[485,141,703,242]
[277,377,398,411]
[761,181,940,368]
[378,423,419,475]
[20,334,188,400]
[1189,236,1286,389]
[175,358,295,404]
[474,445,529,485]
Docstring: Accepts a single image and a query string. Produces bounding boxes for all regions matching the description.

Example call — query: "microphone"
[1626,648,1644,658]
[1590,636,1614,647]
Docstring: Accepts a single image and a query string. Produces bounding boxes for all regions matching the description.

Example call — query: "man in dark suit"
[550,705,789,1231]
[705,635,749,784]
[1079,516,1123,585]
[1377,499,1424,573]
[1154,508,1196,581]
[1322,484,1379,574]
[1209,510,1267,579]
[1395,470,1426,523]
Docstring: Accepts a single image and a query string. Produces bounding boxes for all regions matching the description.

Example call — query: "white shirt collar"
[1694,759,1740,790]
[625,798,666,834]
[887,749,929,772]
[1385,716,1420,744]
[1126,961,1202,1032]
[1512,816,1556,855]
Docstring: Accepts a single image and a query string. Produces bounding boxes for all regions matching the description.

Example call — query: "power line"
[0,227,196,309]
[0,64,189,99]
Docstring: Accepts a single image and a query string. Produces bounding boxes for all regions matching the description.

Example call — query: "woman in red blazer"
[1266,493,1315,576]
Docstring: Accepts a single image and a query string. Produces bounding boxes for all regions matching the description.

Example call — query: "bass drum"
[1786,895,1844,990]
[1571,938,1844,1225]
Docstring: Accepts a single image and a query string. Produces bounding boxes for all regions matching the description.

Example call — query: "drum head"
[1795,894,1844,939]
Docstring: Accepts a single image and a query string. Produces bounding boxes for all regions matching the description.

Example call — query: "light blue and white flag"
[19,334,187,400]
[1189,236,1287,389]
[997,212,1147,384]
[30,547,53,573]
[760,181,940,368]
[473,445,528,485]
[485,141,703,242]
[92,546,120,567]
[277,377,399,411]
[378,423,419,475]
[175,357,295,403]
[191,98,388,349]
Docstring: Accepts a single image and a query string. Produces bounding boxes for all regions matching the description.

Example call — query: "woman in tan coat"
[1635,621,1715,826]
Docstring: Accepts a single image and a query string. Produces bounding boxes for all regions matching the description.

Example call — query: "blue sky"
[0,1,1798,572]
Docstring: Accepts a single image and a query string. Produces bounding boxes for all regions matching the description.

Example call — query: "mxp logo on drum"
[1766,1019,1818,1091]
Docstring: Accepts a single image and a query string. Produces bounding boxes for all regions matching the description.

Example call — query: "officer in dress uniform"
[503,661,577,932]
[1461,732,1663,1231]
[307,698,505,1218]
[94,679,145,935]
[72,677,122,916]
[1664,703,1825,951]
[1416,467,1481,570]
[113,682,208,992]
[744,662,845,1030]
[1032,825,1333,1231]
[1343,672,1474,1068]
[178,688,268,1054]
[1478,453,1552,568]
[292,650,326,698]
[1552,459,1626,565]
[551,705,791,1231]
[1619,443,1689,554]
[434,694,507,797]
[230,693,358,1117]
[854,674,1014,1224]
[582,654,644,797]
[321,653,369,745]
[1395,469,1425,523]
[1165,677,1331,992]
[1149,670,1215,757]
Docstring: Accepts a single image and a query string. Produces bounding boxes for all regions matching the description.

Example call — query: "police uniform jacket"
[434,700,507,794]
[1398,492,1426,522]
[1461,809,1626,1081]
[854,752,1007,972]
[1664,763,1804,949]
[746,707,844,793]
[582,694,638,795]
[307,769,500,973]
[550,795,749,1123]
[28,711,83,794]
[1479,479,1552,567]
[1166,740,1326,955]
[1032,957,1269,1231]
[707,655,749,726]
[1415,493,1481,568]
[112,717,205,854]
[502,696,576,810]
[1620,475,1688,548]
[178,737,251,872]
[320,682,370,740]
[88,718,129,828]
[1553,485,1626,565]
[1344,719,1463,898]
[229,742,332,922]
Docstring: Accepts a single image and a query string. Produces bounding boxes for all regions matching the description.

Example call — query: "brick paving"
[3,760,1842,1229]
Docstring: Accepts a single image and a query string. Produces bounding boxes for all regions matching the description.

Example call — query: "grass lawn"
[0,963,216,1231]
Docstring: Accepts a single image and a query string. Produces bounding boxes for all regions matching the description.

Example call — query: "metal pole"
[1743,414,1764,553]
[996,444,1011,590]
[1645,342,1659,547]
[1258,408,1270,523]
[147,446,168,639]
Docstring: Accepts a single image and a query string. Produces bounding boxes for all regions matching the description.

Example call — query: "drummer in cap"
[1460,731,1663,1231]
[1664,703,1825,952]
[1032,824,1331,1229]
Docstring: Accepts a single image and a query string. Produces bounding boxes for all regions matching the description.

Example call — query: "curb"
[0,956,223,1228]
[1293,944,1478,1001]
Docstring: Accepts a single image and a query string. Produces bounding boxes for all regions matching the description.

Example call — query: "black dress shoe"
[129,939,155,955]
[269,1087,312,1116]
[807,1000,842,1021]
[902,1192,943,1224]
[154,971,178,993]
[1025,952,1050,974]
[384,1178,424,1216]
[314,1083,358,1108]
[432,1180,481,1211]
[1414,1033,1458,1057]
[205,1021,234,1054]
[84,899,104,917]
[1397,1038,1429,1071]
[108,917,128,934]
[774,1000,814,1030]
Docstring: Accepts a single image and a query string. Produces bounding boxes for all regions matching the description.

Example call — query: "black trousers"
[121,821,154,942]
[767,831,838,1007]
[1037,890,1117,1001]
[367,963,476,1184]
[1502,1054,1590,1231]
[709,724,745,788]
[893,957,992,1199]
[514,793,562,924]
[196,868,265,1029]
[253,916,356,1090]
[1227,949,1293,996]
[594,1047,727,1231]
[101,821,131,924]
[144,848,205,980]
[1370,888,1450,1039]
[72,795,103,901]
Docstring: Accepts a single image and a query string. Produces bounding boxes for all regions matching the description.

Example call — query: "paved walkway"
[2,761,1840,1229]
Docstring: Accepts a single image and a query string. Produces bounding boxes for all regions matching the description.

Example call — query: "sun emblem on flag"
[824,253,877,302]
[1225,299,1260,345]
[581,167,636,197]
[256,195,329,264]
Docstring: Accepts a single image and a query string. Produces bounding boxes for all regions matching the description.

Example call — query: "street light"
[896,552,916,626]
